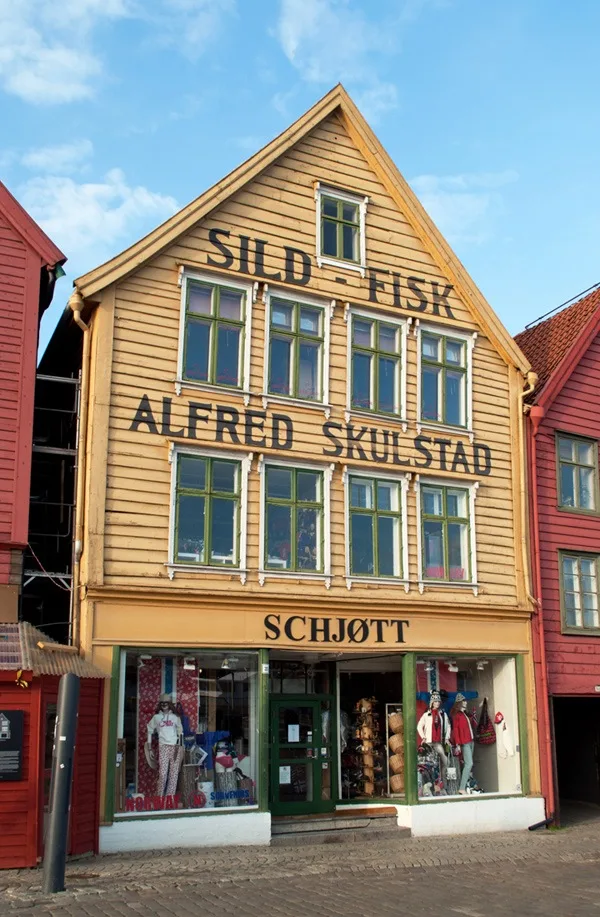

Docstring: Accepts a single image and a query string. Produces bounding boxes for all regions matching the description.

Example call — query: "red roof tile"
[515,286,600,398]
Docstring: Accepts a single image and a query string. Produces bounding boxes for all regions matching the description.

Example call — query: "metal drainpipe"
[68,289,90,651]
[518,371,538,604]
[528,402,556,820]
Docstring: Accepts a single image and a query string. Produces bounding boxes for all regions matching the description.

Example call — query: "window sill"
[556,505,600,517]
[418,579,479,596]
[316,255,366,277]
[345,408,407,431]
[261,393,332,418]
[166,563,248,584]
[114,804,259,821]
[258,570,332,588]
[417,420,473,443]
[561,626,600,637]
[346,576,409,592]
[175,379,250,404]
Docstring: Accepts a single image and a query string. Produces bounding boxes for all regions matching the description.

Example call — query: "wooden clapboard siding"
[89,108,525,614]
[534,331,600,694]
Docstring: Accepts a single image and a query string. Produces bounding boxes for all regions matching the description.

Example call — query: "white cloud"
[22,140,94,175]
[17,169,178,273]
[355,83,399,124]
[410,171,519,244]
[142,0,236,60]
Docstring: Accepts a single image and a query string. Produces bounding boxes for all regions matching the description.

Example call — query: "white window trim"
[415,320,477,442]
[257,454,333,588]
[175,268,254,403]
[166,443,252,584]
[342,466,410,592]
[344,304,410,429]
[414,474,479,596]
[261,285,334,419]
[315,182,368,277]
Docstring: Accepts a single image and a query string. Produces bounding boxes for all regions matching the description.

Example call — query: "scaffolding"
[21,373,80,644]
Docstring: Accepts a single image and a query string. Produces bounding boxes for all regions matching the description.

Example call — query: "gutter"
[68,289,90,651]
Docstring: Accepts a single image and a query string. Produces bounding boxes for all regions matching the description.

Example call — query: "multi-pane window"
[265,467,323,572]
[183,280,245,387]
[349,476,403,578]
[321,193,360,263]
[557,435,597,511]
[421,332,467,427]
[268,299,324,401]
[175,455,240,566]
[421,484,470,582]
[351,316,402,415]
[561,553,599,630]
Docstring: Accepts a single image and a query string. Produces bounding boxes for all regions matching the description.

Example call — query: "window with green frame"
[320,193,360,263]
[265,466,323,572]
[349,476,403,578]
[421,331,467,427]
[175,454,240,566]
[560,552,600,631]
[421,484,470,582]
[183,279,245,387]
[557,434,598,512]
[351,314,402,415]
[268,298,324,401]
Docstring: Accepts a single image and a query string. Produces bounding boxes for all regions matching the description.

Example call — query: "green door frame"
[269,695,336,816]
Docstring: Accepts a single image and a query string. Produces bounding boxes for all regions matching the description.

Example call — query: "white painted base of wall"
[395,796,545,836]
[100,812,271,853]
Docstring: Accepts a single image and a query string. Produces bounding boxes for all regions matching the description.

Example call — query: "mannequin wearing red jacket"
[450,693,474,795]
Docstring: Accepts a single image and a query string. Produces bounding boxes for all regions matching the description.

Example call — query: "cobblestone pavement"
[3,805,600,916]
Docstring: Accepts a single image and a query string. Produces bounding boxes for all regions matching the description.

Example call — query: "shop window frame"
[344,306,409,427]
[559,549,600,635]
[415,476,479,594]
[416,322,477,439]
[175,269,254,400]
[261,288,334,416]
[258,456,333,587]
[342,467,410,590]
[315,182,368,277]
[167,445,251,583]
[555,432,599,515]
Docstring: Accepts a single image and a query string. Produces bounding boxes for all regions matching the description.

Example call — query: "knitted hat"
[429,691,442,705]
[455,693,466,703]
[159,693,173,703]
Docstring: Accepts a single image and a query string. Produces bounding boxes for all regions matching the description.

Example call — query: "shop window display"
[415,657,521,799]
[118,651,258,815]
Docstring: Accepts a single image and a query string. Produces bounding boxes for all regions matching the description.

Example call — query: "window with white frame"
[259,460,332,583]
[267,297,324,401]
[177,272,252,393]
[169,448,250,576]
[560,552,600,632]
[418,481,475,584]
[557,434,598,512]
[348,475,404,578]
[315,183,367,273]
[349,311,407,418]
[418,324,475,431]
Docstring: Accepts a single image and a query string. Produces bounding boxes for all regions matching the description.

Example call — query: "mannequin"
[146,693,184,797]
[450,692,474,795]
[417,690,450,782]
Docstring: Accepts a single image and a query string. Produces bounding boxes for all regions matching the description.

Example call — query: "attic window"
[315,183,367,276]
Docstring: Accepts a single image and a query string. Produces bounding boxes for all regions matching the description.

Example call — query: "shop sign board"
[0,710,24,781]
[264,614,409,645]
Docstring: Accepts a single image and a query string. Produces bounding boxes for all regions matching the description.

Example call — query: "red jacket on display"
[451,710,474,746]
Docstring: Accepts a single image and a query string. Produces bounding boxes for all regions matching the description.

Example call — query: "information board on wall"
[0,710,24,781]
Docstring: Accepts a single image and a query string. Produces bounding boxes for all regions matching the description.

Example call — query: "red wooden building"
[0,182,65,623]
[0,621,107,868]
[516,285,600,819]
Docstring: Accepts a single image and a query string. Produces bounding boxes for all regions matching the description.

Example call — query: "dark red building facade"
[0,182,65,623]
[516,286,600,818]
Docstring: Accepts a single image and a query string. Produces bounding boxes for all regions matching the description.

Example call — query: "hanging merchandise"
[386,704,404,796]
[475,697,496,745]
[343,697,385,798]
[494,711,515,758]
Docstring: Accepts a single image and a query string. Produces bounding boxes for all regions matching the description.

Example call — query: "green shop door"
[269,697,335,816]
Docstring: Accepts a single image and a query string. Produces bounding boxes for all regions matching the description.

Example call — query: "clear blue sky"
[2,0,599,351]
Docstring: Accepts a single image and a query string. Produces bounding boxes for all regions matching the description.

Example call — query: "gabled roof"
[75,84,529,373]
[0,621,108,678]
[515,285,600,408]
[0,181,66,267]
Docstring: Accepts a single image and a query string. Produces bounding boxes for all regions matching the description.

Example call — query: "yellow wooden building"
[51,85,543,849]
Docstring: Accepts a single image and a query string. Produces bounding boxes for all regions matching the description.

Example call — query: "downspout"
[69,289,90,650]
[518,371,538,605]
[527,401,556,820]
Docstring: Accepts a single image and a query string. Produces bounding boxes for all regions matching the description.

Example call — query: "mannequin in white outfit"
[417,691,451,779]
